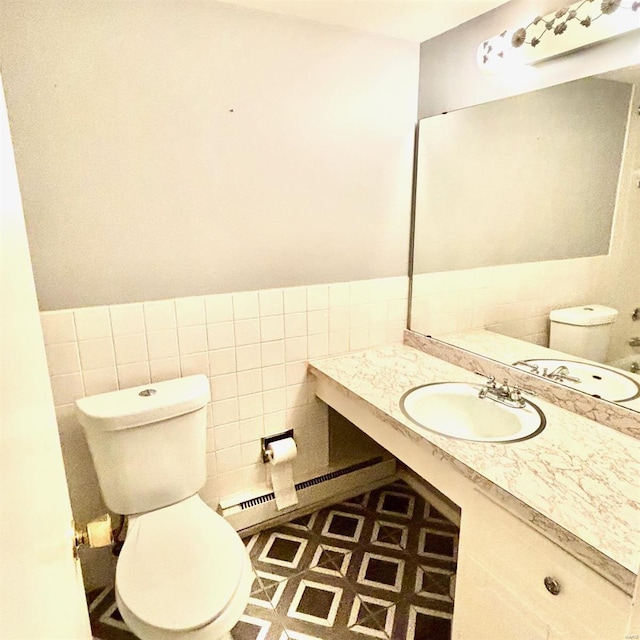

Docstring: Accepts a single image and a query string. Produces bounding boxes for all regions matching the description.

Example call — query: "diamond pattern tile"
[88,480,458,640]
[251,571,288,609]
[347,595,395,638]
[371,520,409,551]
[287,579,343,627]
[259,533,310,569]
[310,544,352,577]
[320,511,365,543]
[375,491,415,519]
[357,552,405,592]
[418,527,458,561]
[406,604,453,640]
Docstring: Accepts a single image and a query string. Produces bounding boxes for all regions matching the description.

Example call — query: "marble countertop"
[308,344,640,589]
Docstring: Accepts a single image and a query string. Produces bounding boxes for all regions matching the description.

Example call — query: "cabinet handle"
[544,576,561,595]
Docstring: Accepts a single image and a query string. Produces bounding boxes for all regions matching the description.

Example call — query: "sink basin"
[513,359,640,402]
[400,382,545,443]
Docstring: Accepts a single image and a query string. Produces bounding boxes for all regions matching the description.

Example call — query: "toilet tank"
[549,305,618,363]
[76,375,210,515]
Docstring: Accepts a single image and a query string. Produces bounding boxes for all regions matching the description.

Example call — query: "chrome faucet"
[513,361,539,374]
[475,372,535,409]
[542,365,581,383]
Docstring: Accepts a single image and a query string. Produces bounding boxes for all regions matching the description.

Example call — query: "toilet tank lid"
[550,305,618,327]
[75,375,210,431]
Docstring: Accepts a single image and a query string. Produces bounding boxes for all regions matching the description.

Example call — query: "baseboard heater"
[219,455,396,532]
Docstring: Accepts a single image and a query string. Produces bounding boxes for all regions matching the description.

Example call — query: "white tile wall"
[43,276,408,528]
[411,256,607,345]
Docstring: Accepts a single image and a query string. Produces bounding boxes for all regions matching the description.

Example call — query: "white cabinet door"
[472,497,631,638]
[453,554,550,640]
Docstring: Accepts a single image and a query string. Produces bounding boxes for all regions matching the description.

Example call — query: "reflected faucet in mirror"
[541,365,580,383]
[514,361,581,383]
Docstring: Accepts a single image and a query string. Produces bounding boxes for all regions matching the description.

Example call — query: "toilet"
[75,374,252,640]
[549,304,618,363]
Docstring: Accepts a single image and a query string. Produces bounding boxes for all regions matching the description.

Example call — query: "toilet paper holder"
[261,430,295,463]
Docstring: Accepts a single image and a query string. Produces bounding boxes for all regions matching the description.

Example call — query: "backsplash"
[411,255,606,344]
[43,277,408,533]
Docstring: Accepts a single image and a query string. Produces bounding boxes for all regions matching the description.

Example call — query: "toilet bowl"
[115,496,253,640]
[75,375,252,640]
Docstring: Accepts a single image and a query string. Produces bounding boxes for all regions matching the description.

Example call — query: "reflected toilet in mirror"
[548,305,618,363]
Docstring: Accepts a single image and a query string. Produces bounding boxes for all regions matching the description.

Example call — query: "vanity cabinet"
[311,371,636,640]
[454,490,631,640]
[453,554,549,639]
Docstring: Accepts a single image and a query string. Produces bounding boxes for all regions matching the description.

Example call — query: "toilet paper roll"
[267,438,298,510]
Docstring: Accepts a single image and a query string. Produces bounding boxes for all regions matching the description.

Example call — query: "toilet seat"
[116,495,249,633]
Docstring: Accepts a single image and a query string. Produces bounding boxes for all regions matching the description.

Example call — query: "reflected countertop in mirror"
[409,64,640,414]
[440,329,640,412]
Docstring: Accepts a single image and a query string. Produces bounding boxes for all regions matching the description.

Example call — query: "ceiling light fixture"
[477,0,640,73]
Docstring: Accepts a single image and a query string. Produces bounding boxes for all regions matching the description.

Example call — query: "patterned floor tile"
[320,510,365,543]
[284,512,319,532]
[250,570,288,609]
[406,604,453,640]
[87,480,459,640]
[371,520,409,551]
[310,544,352,577]
[259,532,310,569]
[357,552,405,593]
[415,565,455,603]
[418,527,458,562]
[423,503,452,524]
[341,492,370,509]
[87,586,137,640]
[280,631,324,640]
[375,490,415,519]
[287,579,343,627]
[229,615,271,640]
[347,594,396,639]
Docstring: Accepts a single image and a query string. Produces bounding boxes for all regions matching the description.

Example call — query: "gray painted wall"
[0,1,418,310]
[413,77,631,273]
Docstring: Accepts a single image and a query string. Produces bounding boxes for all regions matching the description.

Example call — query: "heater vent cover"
[236,456,383,511]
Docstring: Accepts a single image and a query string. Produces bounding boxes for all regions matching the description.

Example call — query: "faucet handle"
[512,384,537,397]
[474,371,498,389]
[507,384,537,407]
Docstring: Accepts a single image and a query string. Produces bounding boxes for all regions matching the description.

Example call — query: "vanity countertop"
[308,343,640,590]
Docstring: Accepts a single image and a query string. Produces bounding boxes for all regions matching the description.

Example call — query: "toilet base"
[115,551,253,640]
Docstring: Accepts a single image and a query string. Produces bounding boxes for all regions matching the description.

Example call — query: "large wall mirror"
[409,65,640,413]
